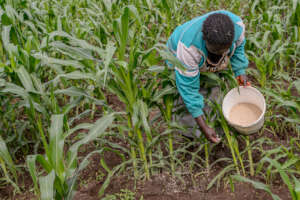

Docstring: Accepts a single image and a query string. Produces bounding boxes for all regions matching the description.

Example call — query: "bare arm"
[195,115,220,143]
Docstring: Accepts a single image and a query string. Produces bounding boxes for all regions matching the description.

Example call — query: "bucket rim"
[222,86,266,128]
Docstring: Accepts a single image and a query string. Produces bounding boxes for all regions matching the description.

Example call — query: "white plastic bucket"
[222,86,266,135]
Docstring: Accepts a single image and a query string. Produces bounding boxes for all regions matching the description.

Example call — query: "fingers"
[212,136,220,143]
[236,76,243,86]
[243,75,249,86]
[240,75,246,86]
[212,132,221,143]
[198,120,221,143]
[237,75,251,87]
[243,76,247,86]
[215,138,221,143]
[236,76,241,85]
[207,130,220,143]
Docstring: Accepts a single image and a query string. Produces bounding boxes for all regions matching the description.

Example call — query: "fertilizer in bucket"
[222,86,266,135]
[229,103,262,126]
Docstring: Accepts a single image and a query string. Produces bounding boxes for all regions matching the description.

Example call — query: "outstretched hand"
[236,74,251,86]
[195,116,220,143]
[202,126,221,143]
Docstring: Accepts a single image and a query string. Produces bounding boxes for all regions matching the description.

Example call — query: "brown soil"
[70,148,291,200]
[2,133,291,200]
[72,160,290,200]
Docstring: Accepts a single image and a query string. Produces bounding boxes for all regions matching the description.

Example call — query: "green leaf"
[293,79,300,94]
[16,66,35,92]
[292,176,300,200]
[49,41,95,61]
[48,30,71,41]
[33,53,85,69]
[1,13,12,25]
[1,25,17,54]
[282,158,300,170]
[24,20,38,36]
[0,136,16,173]
[292,0,299,12]
[0,78,5,87]
[1,82,29,98]
[26,155,39,195]
[138,100,151,135]
[232,175,281,200]
[207,164,234,190]
[102,0,112,11]
[62,96,83,115]
[148,65,166,73]
[155,44,185,71]
[26,154,52,198]
[127,5,142,25]
[103,42,116,86]
[54,87,104,105]
[4,5,20,24]
[67,113,115,169]
[152,85,175,102]
[49,71,96,87]
[64,123,94,139]
[39,170,55,200]
[48,114,65,180]
[48,31,105,57]
[65,175,77,200]
[131,103,139,127]
[2,25,11,50]
[263,157,296,199]
[98,160,131,197]
[118,7,129,60]
[31,74,45,94]
[0,135,17,190]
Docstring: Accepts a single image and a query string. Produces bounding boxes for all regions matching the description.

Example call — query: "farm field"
[0,0,299,199]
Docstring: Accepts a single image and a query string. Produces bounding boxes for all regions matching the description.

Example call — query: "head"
[202,13,234,55]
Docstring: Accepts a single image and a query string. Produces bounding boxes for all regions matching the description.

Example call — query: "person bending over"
[166,10,251,143]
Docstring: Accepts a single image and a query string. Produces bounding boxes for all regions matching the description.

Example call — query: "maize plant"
[0,0,299,199]
[26,113,124,199]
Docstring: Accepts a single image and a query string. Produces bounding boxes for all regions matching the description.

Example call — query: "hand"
[202,126,221,143]
[195,116,220,143]
[236,74,251,86]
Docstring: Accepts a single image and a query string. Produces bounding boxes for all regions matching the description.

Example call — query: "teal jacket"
[167,10,249,118]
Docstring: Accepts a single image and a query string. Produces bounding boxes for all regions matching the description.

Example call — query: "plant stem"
[246,136,254,176]
[127,118,138,179]
[222,123,240,175]
[136,128,150,180]
[168,131,175,176]
[0,158,20,192]
[217,104,240,175]
[91,103,95,120]
[231,135,245,176]
[205,142,209,173]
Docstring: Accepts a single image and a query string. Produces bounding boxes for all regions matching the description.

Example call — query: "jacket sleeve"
[230,21,249,77]
[175,41,204,118]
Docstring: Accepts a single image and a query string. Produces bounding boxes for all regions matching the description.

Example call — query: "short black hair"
[202,13,234,47]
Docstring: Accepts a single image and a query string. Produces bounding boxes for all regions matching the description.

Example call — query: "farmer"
[166,10,251,143]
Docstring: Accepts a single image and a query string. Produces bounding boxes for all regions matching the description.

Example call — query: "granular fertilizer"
[229,103,262,126]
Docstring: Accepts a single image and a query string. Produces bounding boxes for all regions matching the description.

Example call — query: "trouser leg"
[173,86,222,138]
[173,97,202,138]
